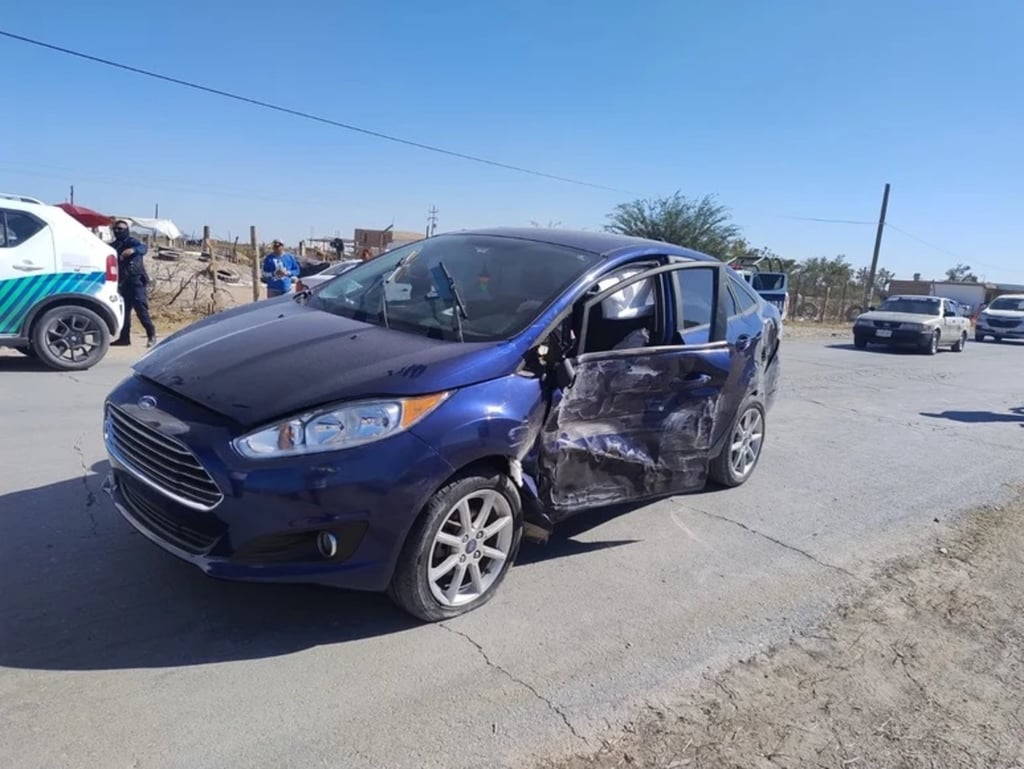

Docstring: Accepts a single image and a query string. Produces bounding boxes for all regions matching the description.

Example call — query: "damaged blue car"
[102,228,782,620]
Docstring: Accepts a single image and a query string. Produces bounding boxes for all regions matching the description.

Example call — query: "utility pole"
[69,185,74,204]
[154,203,159,218]
[863,183,891,309]
[427,205,438,237]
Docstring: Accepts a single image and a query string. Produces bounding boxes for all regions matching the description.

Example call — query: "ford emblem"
[138,395,157,410]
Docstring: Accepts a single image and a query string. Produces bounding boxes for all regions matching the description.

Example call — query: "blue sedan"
[102,228,782,620]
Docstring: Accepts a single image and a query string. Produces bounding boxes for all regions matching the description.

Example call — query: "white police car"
[0,193,124,370]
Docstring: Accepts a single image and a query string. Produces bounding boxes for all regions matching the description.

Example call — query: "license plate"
[876,329,893,338]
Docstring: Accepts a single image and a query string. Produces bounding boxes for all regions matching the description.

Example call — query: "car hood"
[133,298,517,427]
[857,311,939,324]
[982,309,1024,320]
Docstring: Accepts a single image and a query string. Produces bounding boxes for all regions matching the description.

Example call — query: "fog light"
[316,531,338,558]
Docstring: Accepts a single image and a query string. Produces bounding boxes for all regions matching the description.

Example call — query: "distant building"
[889,277,1024,314]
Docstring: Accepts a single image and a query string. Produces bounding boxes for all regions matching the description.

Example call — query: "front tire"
[975,332,985,343]
[709,400,766,488]
[31,306,110,371]
[853,336,868,349]
[952,331,967,352]
[923,329,940,355]
[388,472,523,622]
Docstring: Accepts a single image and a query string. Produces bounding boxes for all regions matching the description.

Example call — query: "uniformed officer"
[111,219,157,347]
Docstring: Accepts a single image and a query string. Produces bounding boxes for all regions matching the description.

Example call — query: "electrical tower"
[427,205,438,237]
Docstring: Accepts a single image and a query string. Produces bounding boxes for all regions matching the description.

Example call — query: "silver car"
[976,294,1024,343]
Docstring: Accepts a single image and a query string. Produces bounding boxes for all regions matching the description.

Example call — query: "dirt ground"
[539,495,1024,769]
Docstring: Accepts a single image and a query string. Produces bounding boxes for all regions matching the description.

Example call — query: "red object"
[105,254,118,283]
[56,202,113,229]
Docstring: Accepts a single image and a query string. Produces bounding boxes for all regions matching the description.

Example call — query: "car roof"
[992,294,1024,300]
[445,227,719,262]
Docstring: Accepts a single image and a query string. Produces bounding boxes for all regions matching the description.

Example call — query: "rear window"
[311,234,601,342]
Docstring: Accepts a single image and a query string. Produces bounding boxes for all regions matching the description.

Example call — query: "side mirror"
[868,305,876,312]
[944,310,955,317]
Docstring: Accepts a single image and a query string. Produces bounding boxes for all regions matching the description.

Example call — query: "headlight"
[233,392,451,459]
[855,318,871,326]
[901,322,926,331]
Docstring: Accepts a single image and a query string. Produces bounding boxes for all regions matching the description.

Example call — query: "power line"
[885,222,1014,277]
[775,215,875,225]
[0,29,631,194]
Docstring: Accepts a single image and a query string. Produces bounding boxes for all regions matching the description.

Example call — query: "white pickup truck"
[852,294,971,355]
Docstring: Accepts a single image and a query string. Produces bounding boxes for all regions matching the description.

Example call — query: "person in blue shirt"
[262,240,301,298]
[111,219,157,347]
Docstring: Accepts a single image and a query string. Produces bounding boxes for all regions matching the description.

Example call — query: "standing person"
[262,240,300,298]
[111,219,157,347]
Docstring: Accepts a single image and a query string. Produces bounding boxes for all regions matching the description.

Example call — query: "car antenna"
[437,260,469,343]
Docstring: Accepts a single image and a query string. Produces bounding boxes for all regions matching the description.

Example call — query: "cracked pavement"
[2,337,1024,769]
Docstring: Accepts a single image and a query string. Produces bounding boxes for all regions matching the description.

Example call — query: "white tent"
[119,216,183,240]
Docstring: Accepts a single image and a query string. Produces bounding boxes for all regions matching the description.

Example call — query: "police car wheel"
[31,306,111,372]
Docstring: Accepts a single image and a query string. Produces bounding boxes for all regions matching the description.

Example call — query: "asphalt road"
[2,335,1023,769]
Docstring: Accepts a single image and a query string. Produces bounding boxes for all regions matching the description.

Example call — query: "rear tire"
[31,305,110,371]
[952,331,967,352]
[388,472,523,622]
[709,400,766,488]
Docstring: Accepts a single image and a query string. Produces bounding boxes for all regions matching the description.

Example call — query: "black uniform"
[113,231,156,345]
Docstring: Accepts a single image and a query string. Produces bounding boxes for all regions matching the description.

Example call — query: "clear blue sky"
[2,0,1021,280]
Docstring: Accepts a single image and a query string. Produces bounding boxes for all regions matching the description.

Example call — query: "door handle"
[682,373,711,388]
[735,334,752,351]
[12,263,44,272]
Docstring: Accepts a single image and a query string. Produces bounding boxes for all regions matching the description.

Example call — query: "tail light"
[105,254,118,282]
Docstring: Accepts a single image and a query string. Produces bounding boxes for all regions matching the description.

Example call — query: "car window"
[729,273,759,312]
[671,266,720,345]
[751,272,785,291]
[574,264,659,355]
[877,296,941,315]
[0,210,46,248]
[311,233,602,342]
[724,283,739,317]
[988,297,1024,312]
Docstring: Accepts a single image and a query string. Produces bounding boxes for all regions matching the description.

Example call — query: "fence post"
[839,282,848,322]
[203,225,218,311]
[250,226,260,302]
[792,276,802,318]
[819,286,831,323]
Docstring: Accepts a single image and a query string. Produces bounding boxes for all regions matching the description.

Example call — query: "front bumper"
[103,375,455,591]
[977,322,1024,339]
[854,326,932,346]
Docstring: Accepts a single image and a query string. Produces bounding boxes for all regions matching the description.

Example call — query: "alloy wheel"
[44,312,104,365]
[729,407,764,481]
[427,489,515,607]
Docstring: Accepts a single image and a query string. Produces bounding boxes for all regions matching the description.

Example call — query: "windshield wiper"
[437,260,469,343]
[378,253,412,329]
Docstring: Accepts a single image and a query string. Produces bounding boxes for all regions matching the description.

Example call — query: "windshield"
[323,261,360,276]
[309,234,601,342]
[751,273,786,292]
[988,297,1024,312]
[877,297,941,315]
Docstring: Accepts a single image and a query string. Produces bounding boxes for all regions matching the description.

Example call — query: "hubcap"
[45,313,102,363]
[427,489,514,607]
[728,407,764,481]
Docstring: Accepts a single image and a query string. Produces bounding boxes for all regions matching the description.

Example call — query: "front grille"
[106,404,223,510]
[119,473,224,554]
[873,320,900,329]
[988,318,1020,329]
